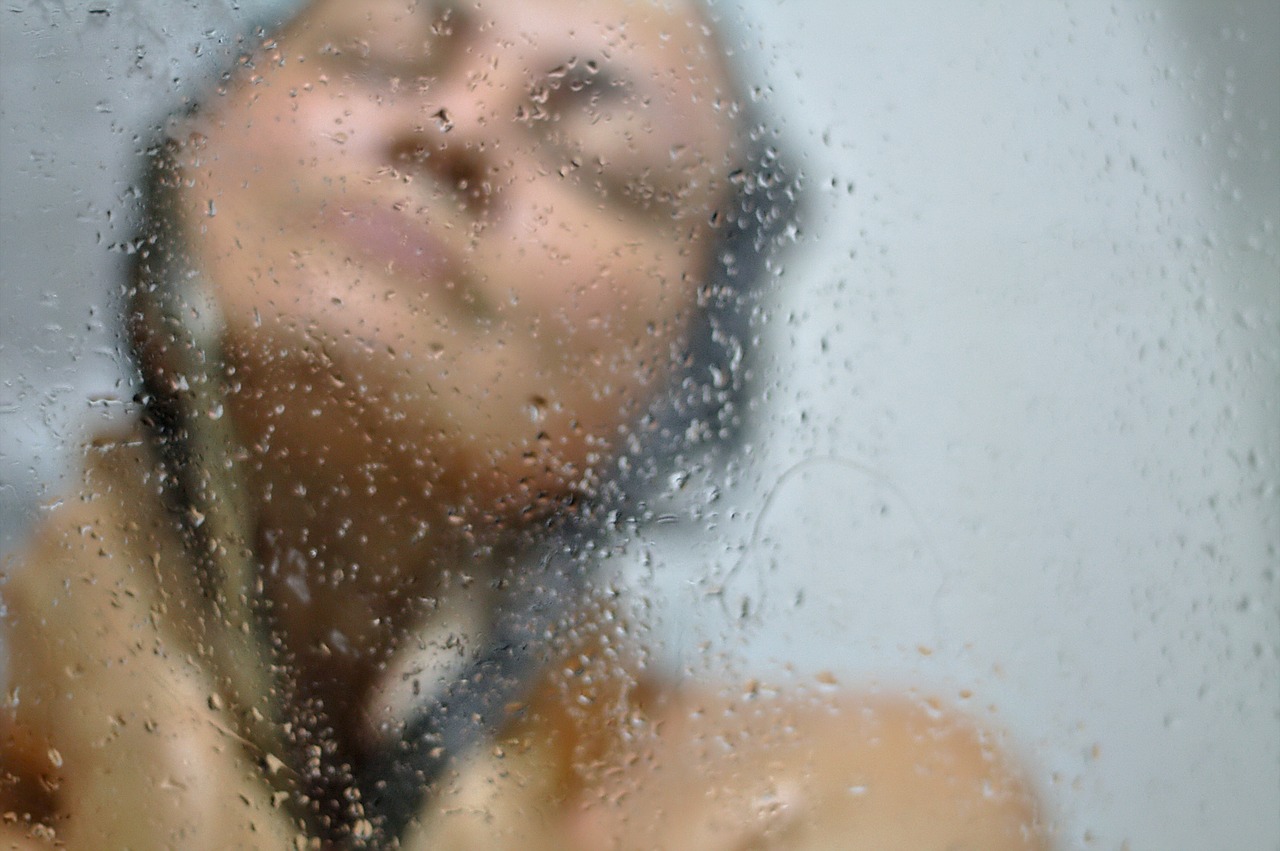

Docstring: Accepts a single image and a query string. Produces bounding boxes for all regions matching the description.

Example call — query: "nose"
[386,113,492,217]
[382,65,521,222]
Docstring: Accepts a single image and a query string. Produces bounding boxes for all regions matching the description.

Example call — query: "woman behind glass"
[0,1,1045,847]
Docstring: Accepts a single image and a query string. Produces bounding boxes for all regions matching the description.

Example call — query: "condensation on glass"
[0,2,1276,850]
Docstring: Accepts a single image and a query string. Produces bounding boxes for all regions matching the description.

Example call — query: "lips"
[325,201,454,283]
[322,199,501,327]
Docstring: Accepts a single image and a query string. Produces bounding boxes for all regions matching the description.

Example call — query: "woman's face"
[176,0,739,517]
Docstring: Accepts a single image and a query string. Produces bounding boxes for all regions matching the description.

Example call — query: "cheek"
[561,244,703,390]
[495,203,703,350]
[192,68,360,225]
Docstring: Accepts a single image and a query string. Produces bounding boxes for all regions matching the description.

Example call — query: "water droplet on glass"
[527,396,547,423]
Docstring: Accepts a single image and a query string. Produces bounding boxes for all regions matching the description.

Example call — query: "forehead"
[295,0,726,75]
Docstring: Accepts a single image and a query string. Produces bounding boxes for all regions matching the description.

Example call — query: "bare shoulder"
[571,680,1048,851]
[1,432,159,611]
[0,436,149,843]
[0,435,294,849]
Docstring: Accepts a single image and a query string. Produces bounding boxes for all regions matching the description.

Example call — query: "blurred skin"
[0,0,1047,847]
[182,0,736,517]
[174,0,740,714]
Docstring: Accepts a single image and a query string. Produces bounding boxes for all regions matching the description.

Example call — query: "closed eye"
[526,58,691,217]
[540,59,633,121]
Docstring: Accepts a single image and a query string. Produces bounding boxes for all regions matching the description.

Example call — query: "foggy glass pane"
[1,2,1276,849]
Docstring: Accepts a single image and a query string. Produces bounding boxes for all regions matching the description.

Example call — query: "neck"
[240,439,503,746]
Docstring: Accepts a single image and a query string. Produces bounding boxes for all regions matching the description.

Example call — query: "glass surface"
[2,2,1277,848]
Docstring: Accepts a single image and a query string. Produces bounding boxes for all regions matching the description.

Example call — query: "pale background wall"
[2,2,1277,849]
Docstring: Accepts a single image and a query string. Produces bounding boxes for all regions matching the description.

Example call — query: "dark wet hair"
[623,128,798,500]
